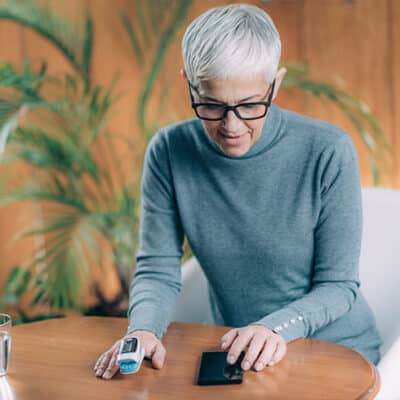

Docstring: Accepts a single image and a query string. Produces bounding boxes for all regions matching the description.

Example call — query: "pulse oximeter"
[117,336,145,374]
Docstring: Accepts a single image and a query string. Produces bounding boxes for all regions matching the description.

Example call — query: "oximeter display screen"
[122,338,138,353]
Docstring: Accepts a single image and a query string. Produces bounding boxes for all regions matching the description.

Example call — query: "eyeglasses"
[188,79,275,121]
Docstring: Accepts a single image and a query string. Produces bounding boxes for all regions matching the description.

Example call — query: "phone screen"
[197,351,245,385]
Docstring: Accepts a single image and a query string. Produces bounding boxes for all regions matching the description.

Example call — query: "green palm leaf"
[15,211,99,311]
[283,63,393,185]
[7,126,99,179]
[121,0,193,137]
[0,0,92,89]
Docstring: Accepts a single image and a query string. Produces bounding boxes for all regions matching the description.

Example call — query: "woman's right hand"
[94,330,167,379]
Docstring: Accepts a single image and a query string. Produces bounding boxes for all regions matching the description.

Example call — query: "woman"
[94,4,381,380]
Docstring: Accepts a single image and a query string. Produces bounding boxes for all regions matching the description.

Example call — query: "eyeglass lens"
[195,103,267,120]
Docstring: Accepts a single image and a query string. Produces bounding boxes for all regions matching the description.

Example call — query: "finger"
[240,333,266,371]
[94,350,111,370]
[270,339,287,366]
[94,354,104,370]
[102,351,119,379]
[227,330,253,365]
[254,336,279,370]
[150,342,166,369]
[95,352,111,374]
[95,351,113,377]
[143,339,158,359]
[94,338,121,371]
[220,329,239,350]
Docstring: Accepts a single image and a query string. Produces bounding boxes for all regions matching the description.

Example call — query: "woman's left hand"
[220,325,287,372]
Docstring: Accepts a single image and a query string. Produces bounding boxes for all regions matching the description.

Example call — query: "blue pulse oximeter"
[117,336,145,374]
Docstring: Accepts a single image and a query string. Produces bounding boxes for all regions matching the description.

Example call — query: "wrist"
[127,329,157,339]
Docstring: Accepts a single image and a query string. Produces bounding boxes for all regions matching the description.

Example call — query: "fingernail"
[228,355,235,364]
[242,361,250,370]
[255,362,263,371]
[95,369,103,377]
[269,361,275,366]
[221,341,227,349]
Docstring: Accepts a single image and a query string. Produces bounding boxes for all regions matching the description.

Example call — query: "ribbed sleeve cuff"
[250,308,306,343]
[127,306,169,340]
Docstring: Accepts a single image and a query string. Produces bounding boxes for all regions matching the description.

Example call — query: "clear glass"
[0,314,12,377]
[0,314,11,333]
[0,332,11,377]
[0,376,15,400]
[195,103,268,120]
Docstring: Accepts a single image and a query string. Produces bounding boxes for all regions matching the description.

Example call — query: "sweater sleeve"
[127,130,184,339]
[251,134,363,343]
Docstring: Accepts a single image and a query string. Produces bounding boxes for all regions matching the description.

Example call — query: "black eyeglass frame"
[187,79,276,121]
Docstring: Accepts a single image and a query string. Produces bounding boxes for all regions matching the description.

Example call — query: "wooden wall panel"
[0,21,22,63]
[392,0,400,186]
[262,0,308,114]
[303,0,393,187]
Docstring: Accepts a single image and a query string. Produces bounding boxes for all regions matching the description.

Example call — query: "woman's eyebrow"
[198,93,262,103]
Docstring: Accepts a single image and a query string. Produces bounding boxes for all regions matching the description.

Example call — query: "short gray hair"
[182,4,281,87]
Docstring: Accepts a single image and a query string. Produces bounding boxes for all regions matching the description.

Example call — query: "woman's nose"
[222,109,243,132]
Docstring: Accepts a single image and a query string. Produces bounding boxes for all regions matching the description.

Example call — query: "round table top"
[3,316,379,400]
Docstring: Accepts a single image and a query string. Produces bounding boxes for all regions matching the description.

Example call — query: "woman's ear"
[180,68,187,80]
[271,67,287,100]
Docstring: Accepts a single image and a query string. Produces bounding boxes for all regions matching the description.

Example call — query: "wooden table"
[3,317,379,399]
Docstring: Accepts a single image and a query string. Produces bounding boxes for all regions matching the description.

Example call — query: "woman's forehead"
[197,76,268,102]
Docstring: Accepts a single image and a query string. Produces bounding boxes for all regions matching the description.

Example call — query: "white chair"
[172,188,400,400]
[359,188,400,400]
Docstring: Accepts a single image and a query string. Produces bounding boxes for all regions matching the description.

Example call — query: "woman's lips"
[218,131,247,145]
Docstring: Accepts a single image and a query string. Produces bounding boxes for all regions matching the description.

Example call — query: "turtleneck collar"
[199,103,283,159]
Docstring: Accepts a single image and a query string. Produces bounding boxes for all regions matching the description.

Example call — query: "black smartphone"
[197,351,245,385]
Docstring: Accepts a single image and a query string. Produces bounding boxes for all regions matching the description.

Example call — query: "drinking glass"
[0,314,12,377]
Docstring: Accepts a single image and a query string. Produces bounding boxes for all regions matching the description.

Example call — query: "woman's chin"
[218,143,251,157]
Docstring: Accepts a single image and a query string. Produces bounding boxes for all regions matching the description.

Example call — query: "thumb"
[148,342,166,369]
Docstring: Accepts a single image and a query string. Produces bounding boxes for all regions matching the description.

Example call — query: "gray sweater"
[128,104,381,364]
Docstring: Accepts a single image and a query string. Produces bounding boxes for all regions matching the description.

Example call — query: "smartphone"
[197,351,245,385]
